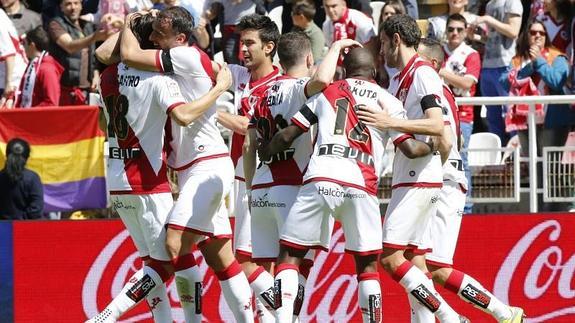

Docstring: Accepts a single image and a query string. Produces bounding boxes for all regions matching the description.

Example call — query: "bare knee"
[354,254,379,274]
[380,249,407,274]
[200,238,235,272]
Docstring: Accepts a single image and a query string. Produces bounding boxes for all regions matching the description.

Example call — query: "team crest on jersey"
[560,30,568,40]
[347,26,355,35]
[168,82,182,97]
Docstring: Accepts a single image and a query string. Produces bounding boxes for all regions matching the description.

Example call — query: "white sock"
[248,267,275,323]
[274,264,299,323]
[393,261,459,322]
[292,273,308,323]
[357,272,382,323]
[172,254,203,323]
[95,266,164,321]
[445,269,512,321]
[175,267,203,323]
[407,275,435,323]
[145,282,173,323]
[217,261,254,323]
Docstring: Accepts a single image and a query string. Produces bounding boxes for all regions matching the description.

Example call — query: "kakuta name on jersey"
[118,74,140,87]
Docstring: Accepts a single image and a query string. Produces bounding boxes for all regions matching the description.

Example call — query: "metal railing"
[455,95,575,212]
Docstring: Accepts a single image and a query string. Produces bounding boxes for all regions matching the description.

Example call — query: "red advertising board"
[10,214,575,322]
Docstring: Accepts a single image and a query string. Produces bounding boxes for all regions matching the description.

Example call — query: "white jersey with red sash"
[388,55,445,189]
[249,76,312,189]
[442,85,468,190]
[229,64,281,181]
[292,78,408,195]
[100,63,185,194]
[156,45,230,171]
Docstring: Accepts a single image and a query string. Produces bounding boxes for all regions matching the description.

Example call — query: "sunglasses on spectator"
[447,27,465,33]
[529,30,546,36]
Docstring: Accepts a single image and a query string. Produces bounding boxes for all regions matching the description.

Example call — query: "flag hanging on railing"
[0,106,106,212]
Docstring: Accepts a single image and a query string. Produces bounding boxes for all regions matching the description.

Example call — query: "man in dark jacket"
[47,0,109,105]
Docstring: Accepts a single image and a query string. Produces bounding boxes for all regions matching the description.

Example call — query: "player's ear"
[264,41,275,56]
[392,33,401,47]
[306,52,314,68]
[175,33,187,45]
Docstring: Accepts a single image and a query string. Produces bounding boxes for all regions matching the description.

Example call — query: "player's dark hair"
[26,26,50,52]
[343,47,376,79]
[237,14,280,58]
[446,13,468,28]
[292,1,316,21]
[278,31,311,69]
[418,37,445,66]
[131,13,155,50]
[3,138,31,183]
[382,14,421,49]
[158,6,195,42]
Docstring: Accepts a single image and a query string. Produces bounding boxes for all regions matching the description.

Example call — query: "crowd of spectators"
[1,0,575,215]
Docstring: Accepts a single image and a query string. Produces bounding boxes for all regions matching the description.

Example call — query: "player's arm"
[357,100,444,136]
[436,125,453,164]
[305,39,362,96]
[120,13,158,71]
[52,27,108,55]
[216,111,250,135]
[397,137,435,159]
[170,64,232,126]
[243,128,258,191]
[95,31,121,65]
[439,69,476,91]
[257,124,304,162]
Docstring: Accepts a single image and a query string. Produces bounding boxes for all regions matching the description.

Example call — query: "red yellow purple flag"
[0,106,106,212]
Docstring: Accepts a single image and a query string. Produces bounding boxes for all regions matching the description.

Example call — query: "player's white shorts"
[251,185,300,261]
[233,180,252,256]
[280,181,381,254]
[383,186,440,253]
[111,193,173,261]
[168,157,234,239]
[426,181,465,266]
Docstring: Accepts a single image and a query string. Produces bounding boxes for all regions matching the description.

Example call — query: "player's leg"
[199,237,254,322]
[275,182,331,323]
[139,193,179,323]
[88,195,173,323]
[234,182,275,322]
[381,187,460,322]
[338,188,383,323]
[405,250,435,323]
[427,182,524,322]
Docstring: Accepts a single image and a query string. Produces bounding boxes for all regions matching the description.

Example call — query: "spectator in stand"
[291,0,325,63]
[0,9,27,109]
[401,0,418,19]
[428,0,481,44]
[15,26,63,108]
[439,13,482,214]
[1,0,42,37]
[322,0,375,78]
[472,0,523,146]
[48,0,110,106]
[534,0,572,53]
[500,18,573,158]
[202,0,257,64]
[0,138,44,220]
[375,0,405,88]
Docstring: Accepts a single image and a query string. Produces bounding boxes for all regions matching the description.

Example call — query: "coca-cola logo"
[494,220,575,322]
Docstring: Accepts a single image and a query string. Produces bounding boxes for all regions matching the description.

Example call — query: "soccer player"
[357,14,463,322]
[211,14,282,321]
[88,12,233,323]
[259,47,437,323]
[243,31,361,321]
[117,7,255,322]
[419,38,525,323]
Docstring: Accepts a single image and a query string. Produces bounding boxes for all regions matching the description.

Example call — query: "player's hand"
[357,102,392,130]
[215,63,232,91]
[333,39,363,51]
[256,138,272,162]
